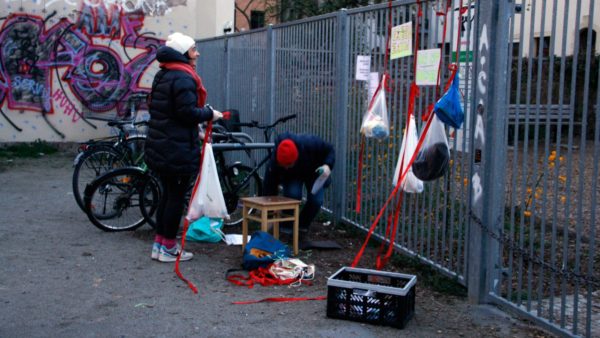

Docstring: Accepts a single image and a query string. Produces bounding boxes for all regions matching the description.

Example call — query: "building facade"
[0,0,234,142]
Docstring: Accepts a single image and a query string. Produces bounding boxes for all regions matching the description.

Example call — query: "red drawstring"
[175,122,213,294]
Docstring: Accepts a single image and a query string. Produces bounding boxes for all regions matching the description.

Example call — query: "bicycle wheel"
[139,173,162,230]
[222,163,262,226]
[83,167,156,231]
[72,147,127,212]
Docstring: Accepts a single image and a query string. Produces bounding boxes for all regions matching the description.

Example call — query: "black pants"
[155,173,192,239]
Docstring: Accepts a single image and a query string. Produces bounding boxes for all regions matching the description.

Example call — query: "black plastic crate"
[326,267,416,329]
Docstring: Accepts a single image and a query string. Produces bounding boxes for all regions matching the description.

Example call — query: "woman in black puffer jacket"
[145,32,222,263]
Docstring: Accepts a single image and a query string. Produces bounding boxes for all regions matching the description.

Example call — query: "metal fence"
[196,1,598,336]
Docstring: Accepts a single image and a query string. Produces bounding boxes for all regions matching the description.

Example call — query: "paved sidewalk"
[0,151,552,337]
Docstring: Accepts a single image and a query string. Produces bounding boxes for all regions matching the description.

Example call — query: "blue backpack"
[242,231,291,270]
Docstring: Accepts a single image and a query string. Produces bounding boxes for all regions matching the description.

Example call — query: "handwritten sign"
[390,22,412,60]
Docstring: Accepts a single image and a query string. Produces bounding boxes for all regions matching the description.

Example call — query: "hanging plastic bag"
[360,74,390,139]
[393,115,424,193]
[412,115,450,181]
[186,143,229,222]
[434,73,464,129]
[186,217,224,243]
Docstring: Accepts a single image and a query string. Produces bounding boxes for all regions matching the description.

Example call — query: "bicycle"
[82,114,296,231]
[72,119,148,212]
[212,114,297,225]
[83,164,160,231]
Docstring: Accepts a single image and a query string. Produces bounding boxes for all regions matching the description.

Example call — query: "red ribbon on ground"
[174,122,213,294]
[227,266,312,289]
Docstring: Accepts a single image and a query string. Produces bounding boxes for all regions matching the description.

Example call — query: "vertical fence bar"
[333,9,349,222]
[267,25,275,123]
[224,38,230,109]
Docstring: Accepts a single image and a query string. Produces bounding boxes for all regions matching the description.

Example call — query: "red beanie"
[276,139,298,167]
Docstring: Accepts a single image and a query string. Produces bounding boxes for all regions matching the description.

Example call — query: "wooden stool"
[240,196,301,255]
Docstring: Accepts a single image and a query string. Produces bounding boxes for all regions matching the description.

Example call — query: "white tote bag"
[393,115,424,193]
[186,143,229,222]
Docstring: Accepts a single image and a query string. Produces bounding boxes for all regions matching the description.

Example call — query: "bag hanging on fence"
[412,115,450,181]
[185,217,224,243]
[186,143,229,222]
[393,115,424,193]
[242,231,291,271]
[360,75,390,139]
[434,73,464,129]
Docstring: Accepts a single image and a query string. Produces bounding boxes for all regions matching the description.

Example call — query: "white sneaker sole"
[158,253,193,262]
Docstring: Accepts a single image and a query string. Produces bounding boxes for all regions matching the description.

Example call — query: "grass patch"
[390,253,467,298]
[0,140,58,158]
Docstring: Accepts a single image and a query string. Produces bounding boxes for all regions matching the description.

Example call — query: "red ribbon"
[174,122,213,294]
[227,266,312,288]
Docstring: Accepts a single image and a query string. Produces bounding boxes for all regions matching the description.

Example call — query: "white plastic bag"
[360,75,390,139]
[412,115,450,181]
[393,115,424,193]
[186,143,229,222]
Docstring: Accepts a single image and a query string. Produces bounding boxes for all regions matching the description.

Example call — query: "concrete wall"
[0,0,233,142]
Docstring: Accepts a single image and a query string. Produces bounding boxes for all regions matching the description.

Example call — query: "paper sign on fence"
[355,55,371,81]
[416,49,441,86]
[390,22,412,60]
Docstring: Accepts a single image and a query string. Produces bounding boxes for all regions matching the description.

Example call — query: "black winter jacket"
[263,132,335,195]
[144,46,213,175]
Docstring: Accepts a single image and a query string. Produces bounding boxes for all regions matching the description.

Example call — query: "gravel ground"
[0,150,555,337]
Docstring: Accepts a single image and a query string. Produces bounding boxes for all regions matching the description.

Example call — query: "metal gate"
[196,1,598,336]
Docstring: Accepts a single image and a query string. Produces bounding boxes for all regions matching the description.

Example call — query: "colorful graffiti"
[0,2,164,136]
[6,0,187,17]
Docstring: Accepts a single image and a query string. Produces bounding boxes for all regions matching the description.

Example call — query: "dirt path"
[0,151,554,337]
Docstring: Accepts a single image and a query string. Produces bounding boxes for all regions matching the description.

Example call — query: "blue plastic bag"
[242,231,291,270]
[186,217,224,243]
[434,73,464,129]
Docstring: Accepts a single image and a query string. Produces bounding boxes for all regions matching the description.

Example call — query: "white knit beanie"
[165,32,195,56]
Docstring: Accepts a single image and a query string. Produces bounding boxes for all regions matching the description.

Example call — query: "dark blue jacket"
[144,46,213,175]
[263,132,335,195]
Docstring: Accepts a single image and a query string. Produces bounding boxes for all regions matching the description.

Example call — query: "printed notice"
[355,55,371,81]
[368,72,379,102]
[390,22,412,60]
[415,49,441,86]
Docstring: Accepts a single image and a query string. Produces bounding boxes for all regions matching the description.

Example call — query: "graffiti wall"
[0,0,213,142]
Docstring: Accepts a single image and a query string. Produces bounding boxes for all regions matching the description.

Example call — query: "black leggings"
[156,173,192,239]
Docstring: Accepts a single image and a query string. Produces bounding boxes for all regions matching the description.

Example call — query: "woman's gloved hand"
[212,109,223,121]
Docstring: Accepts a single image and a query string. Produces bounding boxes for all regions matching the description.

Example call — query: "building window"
[534,36,551,60]
[579,28,597,56]
[512,42,520,59]
[250,10,265,29]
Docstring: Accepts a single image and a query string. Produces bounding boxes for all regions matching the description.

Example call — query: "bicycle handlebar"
[107,120,148,128]
[233,114,297,130]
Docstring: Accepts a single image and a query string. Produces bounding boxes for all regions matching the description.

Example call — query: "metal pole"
[333,9,350,223]
[224,37,230,109]
[467,0,510,303]
[267,25,276,124]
